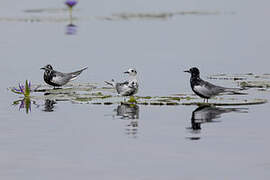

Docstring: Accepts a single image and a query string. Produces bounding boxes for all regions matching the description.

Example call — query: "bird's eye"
[131,70,134,72]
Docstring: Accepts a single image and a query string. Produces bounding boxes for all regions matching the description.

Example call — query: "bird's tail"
[70,67,88,80]
[224,87,247,95]
[104,79,116,88]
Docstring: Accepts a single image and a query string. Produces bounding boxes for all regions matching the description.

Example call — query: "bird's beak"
[40,66,48,70]
[124,71,129,74]
[184,70,190,73]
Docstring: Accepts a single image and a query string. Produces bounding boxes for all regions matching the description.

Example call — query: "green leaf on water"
[128,96,137,103]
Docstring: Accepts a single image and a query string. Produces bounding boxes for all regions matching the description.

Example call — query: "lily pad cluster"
[208,73,270,90]
[10,73,270,114]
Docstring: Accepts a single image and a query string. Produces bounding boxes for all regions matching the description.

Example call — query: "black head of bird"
[40,64,53,71]
[184,67,200,78]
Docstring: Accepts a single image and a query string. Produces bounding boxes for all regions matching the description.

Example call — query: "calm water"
[1,0,270,179]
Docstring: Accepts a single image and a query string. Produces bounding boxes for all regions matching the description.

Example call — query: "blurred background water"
[1,0,270,179]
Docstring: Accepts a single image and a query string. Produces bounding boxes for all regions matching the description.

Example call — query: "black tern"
[184,67,243,102]
[105,68,139,96]
[40,64,88,88]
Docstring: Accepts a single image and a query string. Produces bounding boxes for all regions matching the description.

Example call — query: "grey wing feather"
[204,81,244,93]
[203,80,244,95]
[118,81,129,86]
[116,81,137,96]
[204,81,226,95]
[193,80,226,98]
[51,71,72,86]
[68,67,88,80]
[115,81,129,94]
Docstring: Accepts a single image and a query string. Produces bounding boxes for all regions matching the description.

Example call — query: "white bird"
[105,68,139,96]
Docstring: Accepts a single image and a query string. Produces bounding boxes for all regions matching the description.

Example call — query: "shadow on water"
[66,23,77,35]
[114,103,139,138]
[12,96,57,114]
[186,105,248,140]
[43,99,56,112]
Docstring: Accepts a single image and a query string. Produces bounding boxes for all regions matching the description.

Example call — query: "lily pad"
[9,80,269,107]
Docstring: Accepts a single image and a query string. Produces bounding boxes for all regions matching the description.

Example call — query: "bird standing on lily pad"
[184,67,245,102]
[40,64,88,88]
[105,68,139,97]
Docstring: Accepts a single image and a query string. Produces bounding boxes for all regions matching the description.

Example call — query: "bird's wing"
[51,71,72,85]
[118,81,129,86]
[203,81,226,95]
[128,79,139,88]
[116,81,137,96]
[193,84,215,98]
[68,67,88,81]
[115,81,129,94]
[204,80,244,94]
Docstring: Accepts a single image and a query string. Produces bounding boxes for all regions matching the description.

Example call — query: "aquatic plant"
[65,0,77,8]
[11,80,39,113]
[65,0,78,24]
[12,80,31,97]
[20,97,31,114]
[13,97,32,114]
[128,96,137,104]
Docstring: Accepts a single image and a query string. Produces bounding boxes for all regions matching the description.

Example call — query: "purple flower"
[65,0,77,8]
[12,80,32,97]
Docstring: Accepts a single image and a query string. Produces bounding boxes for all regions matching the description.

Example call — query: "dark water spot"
[43,99,56,112]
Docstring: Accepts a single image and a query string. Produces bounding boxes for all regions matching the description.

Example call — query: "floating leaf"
[128,96,137,103]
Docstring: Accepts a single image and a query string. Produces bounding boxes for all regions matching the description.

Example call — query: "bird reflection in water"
[115,103,139,138]
[43,99,56,112]
[187,105,248,140]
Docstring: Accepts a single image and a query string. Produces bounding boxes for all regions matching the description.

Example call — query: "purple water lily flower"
[11,80,40,97]
[13,84,25,94]
[13,82,29,95]
[65,0,77,8]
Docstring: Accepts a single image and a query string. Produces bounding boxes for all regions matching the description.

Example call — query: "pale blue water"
[0,0,270,179]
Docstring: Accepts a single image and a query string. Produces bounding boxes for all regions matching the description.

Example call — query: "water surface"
[1,0,270,179]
